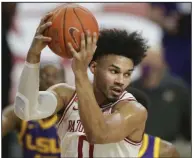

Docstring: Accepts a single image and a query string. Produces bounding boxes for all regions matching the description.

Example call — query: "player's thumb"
[94,46,97,52]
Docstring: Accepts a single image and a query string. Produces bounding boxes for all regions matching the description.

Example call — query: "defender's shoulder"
[160,139,180,157]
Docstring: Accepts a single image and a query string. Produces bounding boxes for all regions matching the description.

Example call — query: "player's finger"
[92,32,97,45]
[68,42,78,58]
[42,36,52,42]
[92,32,97,52]
[80,33,86,51]
[40,12,53,25]
[93,46,97,52]
[86,30,92,51]
[38,21,52,34]
[35,35,52,42]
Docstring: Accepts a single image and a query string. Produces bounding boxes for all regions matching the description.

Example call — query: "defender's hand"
[28,12,53,55]
[68,30,97,74]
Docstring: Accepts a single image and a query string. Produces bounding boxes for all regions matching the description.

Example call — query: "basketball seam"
[78,7,90,14]
[63,8,68,57]
[73,8,85,33]
[78,7,99,29]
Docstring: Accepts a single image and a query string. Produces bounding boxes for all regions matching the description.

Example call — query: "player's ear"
[89,61,97,74]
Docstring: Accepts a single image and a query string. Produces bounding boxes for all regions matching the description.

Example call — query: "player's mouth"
[111,87,123,96]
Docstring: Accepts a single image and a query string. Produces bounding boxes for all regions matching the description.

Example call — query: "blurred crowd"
[2,2,191,158]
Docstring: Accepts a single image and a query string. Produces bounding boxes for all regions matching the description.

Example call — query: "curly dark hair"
[91,28,149,66]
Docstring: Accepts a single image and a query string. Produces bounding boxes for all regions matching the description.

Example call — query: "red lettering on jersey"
[68,120,75,132]
[77,120,84,132]
[78,126,84,133]
[67,120,85,133]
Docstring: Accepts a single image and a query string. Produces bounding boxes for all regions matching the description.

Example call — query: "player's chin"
[108,94,120,102]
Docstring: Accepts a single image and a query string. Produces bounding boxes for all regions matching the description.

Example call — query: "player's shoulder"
[48,83,75,96]
[111,91,137,105]
[159,139,180,157]
[121,91,137,100]
[48,83,75,90]
[113,91,147,118]
[160,139,174,151]
[47,83,76,106]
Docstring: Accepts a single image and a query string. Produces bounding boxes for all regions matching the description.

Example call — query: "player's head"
[89,29,148,102]
[39,63,65,91]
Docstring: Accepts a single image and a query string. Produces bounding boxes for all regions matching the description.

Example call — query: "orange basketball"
[44,4,99,59]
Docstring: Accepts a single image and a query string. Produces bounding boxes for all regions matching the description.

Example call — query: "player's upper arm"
[159,139,180,157]
[2,105,21,137]
[91,100,147,144]
[47,83,75,115]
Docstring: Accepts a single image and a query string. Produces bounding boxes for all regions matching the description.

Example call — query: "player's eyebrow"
[109,64,120,70]
[109,64,134,71]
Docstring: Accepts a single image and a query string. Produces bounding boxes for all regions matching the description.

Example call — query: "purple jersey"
[18,115,60,158]
[139,134,161,158]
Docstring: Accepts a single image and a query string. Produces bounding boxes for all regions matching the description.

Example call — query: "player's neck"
[93,86,110,107]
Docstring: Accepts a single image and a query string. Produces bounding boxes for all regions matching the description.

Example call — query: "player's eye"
[124,73,131,77]
[110,70,117,74]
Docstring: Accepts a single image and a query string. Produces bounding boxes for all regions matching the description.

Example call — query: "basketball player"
[14,13,149,157]
[5,79,179,158]
[3,64,64,158]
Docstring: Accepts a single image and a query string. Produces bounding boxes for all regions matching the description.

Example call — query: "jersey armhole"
[153,137,161,158]
[57,91,77,127]
[138,134,149,157]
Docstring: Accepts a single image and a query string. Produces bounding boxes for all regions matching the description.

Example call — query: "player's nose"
[114,74,124,86]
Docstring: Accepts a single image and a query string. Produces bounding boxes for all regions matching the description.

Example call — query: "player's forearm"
[14,59,57,120]
[75,73,107,142]
[14,59,40,120]
[26,51,41,64]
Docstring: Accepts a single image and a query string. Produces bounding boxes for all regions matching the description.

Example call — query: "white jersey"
[57,91,142,157]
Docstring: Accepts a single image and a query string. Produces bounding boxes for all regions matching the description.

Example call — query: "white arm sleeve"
[14,61,57,121]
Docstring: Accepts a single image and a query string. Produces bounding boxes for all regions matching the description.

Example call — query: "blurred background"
[2,2,191,158]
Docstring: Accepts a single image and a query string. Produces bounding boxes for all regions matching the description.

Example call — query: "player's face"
[90,55,134,102]
[40,65,64,91]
